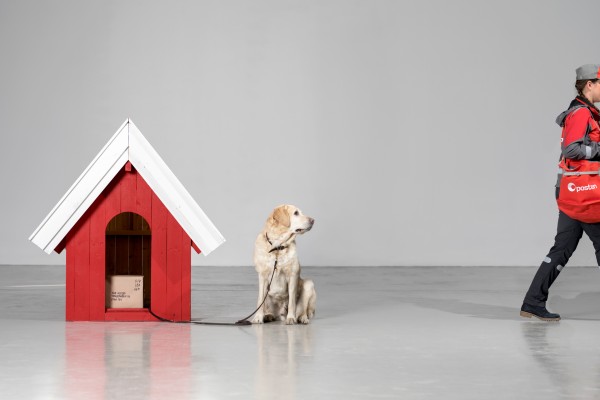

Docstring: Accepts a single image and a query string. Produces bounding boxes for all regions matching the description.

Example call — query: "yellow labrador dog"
[252,205,316,324]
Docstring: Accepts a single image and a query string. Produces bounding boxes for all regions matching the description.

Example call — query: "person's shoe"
[520,303,561,321]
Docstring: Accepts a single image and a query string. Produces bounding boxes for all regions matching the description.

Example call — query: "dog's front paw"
[286,317,297,325]
[252,314,264,324]
[298,315,310,324]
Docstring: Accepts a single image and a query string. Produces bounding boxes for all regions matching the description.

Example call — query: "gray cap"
[576,64,600,80]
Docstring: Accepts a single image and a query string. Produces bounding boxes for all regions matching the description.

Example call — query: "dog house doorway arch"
[105,212,151,308]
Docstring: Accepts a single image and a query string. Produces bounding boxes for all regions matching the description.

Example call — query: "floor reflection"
[64,322,191,400]
[253,323,314,400]
[520,322,565,393]
[520,321,600,398]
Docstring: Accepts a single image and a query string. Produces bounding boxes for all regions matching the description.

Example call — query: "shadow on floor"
[401,292,600,321]
[402,297,521,321]
[549,292,600,321]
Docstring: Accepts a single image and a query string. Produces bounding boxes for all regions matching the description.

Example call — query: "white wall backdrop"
[2,0,599,267]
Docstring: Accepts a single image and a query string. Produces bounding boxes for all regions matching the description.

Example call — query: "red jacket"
[559,97,600,160]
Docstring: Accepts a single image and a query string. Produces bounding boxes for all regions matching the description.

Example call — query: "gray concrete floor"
[2,265,600,399]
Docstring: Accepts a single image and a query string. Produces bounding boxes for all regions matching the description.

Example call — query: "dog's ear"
[271,205,291,228]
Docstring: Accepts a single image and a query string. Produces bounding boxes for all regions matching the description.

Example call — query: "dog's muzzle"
[295,218,315,233]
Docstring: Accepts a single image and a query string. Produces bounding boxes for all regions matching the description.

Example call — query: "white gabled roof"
[29,119,225,256]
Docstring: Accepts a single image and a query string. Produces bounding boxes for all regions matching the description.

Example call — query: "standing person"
[521,64,600,321]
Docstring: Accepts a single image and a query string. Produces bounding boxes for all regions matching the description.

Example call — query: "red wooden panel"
[166,215,183,321]
[89,194,106,321]
[62,161,199,322]
[137,171,154,310]
[136,170,153,227]
[72,218,91,321]
[151,193,168,319]
[181,233,192,321]
[104,173,122,222]
[65,234,75,321]
[104,308,159,321]
[191,240,201,254]
[121,166,136,213]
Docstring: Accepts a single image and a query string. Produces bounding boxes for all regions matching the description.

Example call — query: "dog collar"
[265,234,289,253]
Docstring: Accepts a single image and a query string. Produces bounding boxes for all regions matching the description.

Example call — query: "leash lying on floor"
[149,262,276,326]
[149,233,294,326]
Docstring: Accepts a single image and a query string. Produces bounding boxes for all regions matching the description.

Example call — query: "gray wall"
[2,0,599,267]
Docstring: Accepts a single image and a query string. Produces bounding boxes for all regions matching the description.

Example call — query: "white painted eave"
[128,120,226,255]
[29,119,225,256]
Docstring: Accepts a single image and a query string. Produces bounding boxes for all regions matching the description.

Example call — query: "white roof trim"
[29,119,225,256]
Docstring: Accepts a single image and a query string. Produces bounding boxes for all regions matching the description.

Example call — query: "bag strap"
[562,169,600,176]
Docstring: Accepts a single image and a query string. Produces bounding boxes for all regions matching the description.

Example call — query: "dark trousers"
[524,211,600,307]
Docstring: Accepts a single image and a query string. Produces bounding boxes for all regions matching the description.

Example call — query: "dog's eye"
[294,210,299,216]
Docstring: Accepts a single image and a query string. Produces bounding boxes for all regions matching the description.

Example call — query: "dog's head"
[268,205,314,236]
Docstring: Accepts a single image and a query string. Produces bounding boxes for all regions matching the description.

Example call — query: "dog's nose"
[309,218,315,225]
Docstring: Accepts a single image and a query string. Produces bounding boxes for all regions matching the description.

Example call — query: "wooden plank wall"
[88,195,106,321]
[71,218,90,320]
[166,215,182,321]
[65,165,193,321]
[150,193,167,319]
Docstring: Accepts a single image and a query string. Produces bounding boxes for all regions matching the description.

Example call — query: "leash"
[233,256,278,325]
[148,233,294,326]
[148,263,276,326]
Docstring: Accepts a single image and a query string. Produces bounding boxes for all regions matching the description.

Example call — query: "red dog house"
[29,119,225,321]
